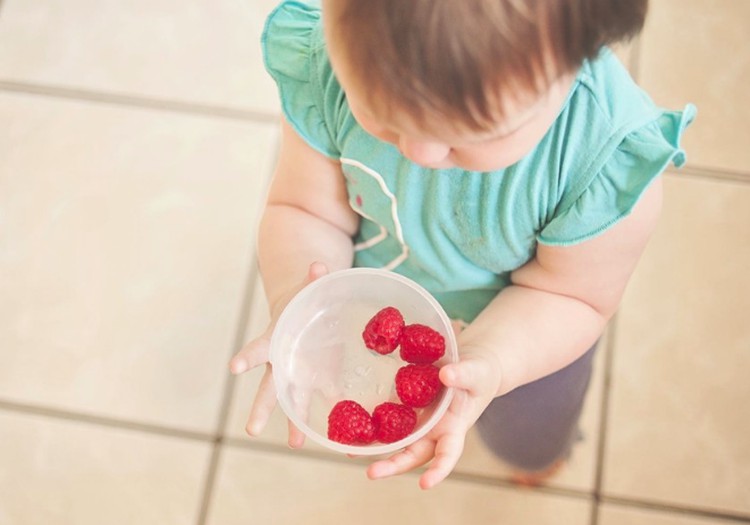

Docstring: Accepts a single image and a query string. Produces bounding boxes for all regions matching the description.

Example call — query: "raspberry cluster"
[327,306,446,445]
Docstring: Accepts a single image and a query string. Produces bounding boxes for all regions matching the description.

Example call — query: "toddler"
[230,0,695,489]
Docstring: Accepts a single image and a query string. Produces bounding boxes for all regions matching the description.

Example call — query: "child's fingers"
[418,432,466,490]
[288,420,306,448]
[230,262,329,376]
[287,384,310,449]
[245,365,277,436]
[366,440,435,480]
[229,329,272,374]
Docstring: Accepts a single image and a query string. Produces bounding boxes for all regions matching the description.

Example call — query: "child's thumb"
[439,356,489,396]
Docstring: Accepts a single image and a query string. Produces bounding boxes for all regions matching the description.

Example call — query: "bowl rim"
[269,267,458,455]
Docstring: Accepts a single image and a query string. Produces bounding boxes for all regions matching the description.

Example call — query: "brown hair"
[325,0,648,132]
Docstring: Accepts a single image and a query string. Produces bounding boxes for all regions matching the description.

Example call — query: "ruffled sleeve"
[537,104,696,246]
[261,1,340,158]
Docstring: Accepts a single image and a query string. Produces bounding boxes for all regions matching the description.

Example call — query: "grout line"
[0,79,280,124]
[195,261,263,525]
[195,438,224,525]
[666,165,750,185]
[600,495,750,524]
[0,398,213,443]
[4,396,748,522]
[220,436,595,501]
[590,315,619,525]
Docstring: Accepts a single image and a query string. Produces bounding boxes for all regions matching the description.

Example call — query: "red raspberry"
[399,324,445,364]
[395,364,443,408]
[327,400,375,445]
[372,402,417,443]
[362,306,405,355]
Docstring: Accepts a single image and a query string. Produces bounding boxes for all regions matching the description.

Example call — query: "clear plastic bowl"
[269,268,457,456]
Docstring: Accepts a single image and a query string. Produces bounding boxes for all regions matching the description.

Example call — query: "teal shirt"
[262,1,696,323]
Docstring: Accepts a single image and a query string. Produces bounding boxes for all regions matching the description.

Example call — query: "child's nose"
[398,136,451,167]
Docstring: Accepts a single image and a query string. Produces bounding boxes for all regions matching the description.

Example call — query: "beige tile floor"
[0,1,748,524]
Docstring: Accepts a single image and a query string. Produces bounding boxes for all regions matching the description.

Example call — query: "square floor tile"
[207,446,592,525]
[0,92,277,432]
[599,503,746,525]
[602,175,750,514]
[0,410,211,525]
[0,0,281,113]
[638,0,750,175]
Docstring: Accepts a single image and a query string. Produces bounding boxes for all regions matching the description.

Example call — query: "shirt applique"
[341,158,410,271]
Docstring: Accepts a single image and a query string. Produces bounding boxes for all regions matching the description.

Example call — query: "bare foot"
[509,459,565,487]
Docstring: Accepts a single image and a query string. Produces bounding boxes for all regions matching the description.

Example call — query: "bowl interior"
[270,268,457,455]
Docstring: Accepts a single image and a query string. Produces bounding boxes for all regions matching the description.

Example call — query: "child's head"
[323,0,647,170]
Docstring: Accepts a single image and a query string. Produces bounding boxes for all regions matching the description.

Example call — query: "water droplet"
[354,365,371,377]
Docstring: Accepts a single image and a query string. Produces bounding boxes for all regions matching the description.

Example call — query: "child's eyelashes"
[466,126,522,144]
[361,111,535,149]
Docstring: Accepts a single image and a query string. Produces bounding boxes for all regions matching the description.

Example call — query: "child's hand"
[366,343,503,489]
[228,261,330,448]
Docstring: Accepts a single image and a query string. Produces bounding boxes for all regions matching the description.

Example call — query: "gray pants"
[475,343,598,472]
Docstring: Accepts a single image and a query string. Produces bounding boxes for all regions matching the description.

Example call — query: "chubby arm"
[258,118,359,314]
[457,177,663,395]
[369,177,663,489]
